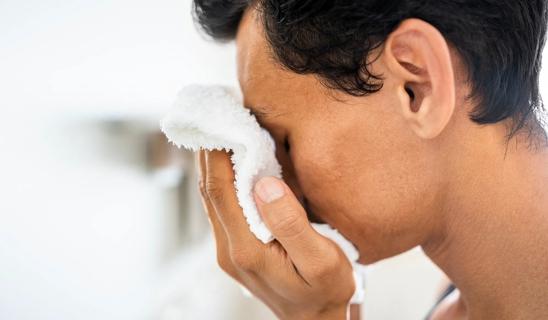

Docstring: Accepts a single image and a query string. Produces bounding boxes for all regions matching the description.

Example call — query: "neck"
[423,123,548,319]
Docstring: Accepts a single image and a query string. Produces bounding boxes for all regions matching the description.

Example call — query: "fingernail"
[255,177,285,203]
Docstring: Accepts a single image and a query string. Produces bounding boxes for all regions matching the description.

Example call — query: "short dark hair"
[193,0,548,137]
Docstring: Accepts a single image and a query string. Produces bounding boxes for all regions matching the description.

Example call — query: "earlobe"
[383,19,456,139]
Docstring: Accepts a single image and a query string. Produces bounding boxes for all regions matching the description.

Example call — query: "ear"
[383,18,456,139]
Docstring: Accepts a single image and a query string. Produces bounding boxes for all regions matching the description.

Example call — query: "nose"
[284,177,324,223]
[301,197,324,223]
[275,146,324,223]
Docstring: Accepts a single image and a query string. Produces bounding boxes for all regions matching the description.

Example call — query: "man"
[194,1,548,319]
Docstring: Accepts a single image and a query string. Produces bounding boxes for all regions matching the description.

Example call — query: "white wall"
[0,0,239,319]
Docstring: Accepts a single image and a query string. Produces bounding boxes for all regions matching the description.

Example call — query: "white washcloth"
[160,84,365,304]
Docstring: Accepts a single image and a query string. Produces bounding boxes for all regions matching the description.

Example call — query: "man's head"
[193,0,548,263]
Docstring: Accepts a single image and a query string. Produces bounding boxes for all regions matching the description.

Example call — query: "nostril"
[303,198,324,223]
[283,136,290,153]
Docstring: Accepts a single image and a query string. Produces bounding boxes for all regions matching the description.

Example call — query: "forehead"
[235,9,295,121]
[235,9,274,95]
[234,9,337,123]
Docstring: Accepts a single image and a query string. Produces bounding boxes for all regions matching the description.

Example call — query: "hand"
[197,150,355,320]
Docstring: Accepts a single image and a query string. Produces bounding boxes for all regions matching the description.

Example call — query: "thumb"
[253,176,336,272]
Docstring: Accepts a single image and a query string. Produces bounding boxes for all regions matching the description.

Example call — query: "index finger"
[204,150,262,247]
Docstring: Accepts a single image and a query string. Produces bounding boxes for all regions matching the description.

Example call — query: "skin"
[198,8,548,320]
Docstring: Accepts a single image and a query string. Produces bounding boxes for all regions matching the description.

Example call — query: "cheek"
[290,125,365,225]
[349,148,443,262]
[290,112,443,261]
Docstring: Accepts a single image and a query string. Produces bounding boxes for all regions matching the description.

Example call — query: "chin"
[355,243,396,265]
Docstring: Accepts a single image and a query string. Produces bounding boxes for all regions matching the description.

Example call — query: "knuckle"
[198,179,208,198]
[216,249,239,278]
[204,176,226,201]
[217,253,234,274]
[230,247,261,272]
[269,212,305,238]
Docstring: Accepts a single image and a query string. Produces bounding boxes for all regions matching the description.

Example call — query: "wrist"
[284,304,350,320]
[317,305,349,320]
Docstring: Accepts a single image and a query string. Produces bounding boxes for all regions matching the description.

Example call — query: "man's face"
[236,10,445,264]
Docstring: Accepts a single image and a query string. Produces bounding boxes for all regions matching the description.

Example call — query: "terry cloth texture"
[160,84,365,304]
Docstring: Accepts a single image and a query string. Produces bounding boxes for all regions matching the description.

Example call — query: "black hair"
[193,0,548,138]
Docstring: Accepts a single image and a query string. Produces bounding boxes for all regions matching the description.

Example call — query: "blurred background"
[0,0,546,319]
